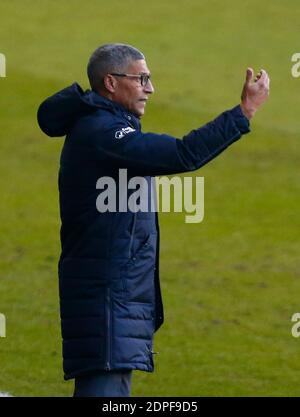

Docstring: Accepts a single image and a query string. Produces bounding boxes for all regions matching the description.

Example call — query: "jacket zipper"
[105,287,111,370]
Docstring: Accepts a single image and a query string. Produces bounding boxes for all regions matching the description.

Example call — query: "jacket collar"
[83,90,141,130]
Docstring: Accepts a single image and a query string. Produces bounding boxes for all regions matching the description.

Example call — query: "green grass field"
[0,0,300,396]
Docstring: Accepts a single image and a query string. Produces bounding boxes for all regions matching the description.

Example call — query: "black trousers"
[73,370,132,397]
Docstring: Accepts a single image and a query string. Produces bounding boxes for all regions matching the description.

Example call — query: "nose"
[144,79,154,94]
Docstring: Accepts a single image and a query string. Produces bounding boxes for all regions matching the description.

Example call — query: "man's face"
[111,59,154,118]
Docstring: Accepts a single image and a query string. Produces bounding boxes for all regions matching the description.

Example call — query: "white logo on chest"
[115,127,136,139]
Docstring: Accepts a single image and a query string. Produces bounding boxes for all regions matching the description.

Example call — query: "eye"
[141,74,150,86]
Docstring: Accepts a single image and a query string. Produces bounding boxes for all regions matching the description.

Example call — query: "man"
[37,43,269,397]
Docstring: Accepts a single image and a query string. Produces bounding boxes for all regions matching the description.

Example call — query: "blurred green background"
[0,0,300,396]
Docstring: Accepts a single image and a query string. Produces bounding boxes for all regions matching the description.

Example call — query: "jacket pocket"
[128,233,152,262]
[121,234,156,304]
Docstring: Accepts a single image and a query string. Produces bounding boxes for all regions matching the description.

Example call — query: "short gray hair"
[87,43,145,92]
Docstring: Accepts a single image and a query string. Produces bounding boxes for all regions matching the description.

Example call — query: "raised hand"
[240,68,270,120]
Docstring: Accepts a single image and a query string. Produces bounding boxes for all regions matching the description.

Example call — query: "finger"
[245,67,254,84]
[258,71,270,92]
[257,69,268,83]
[265,72,270,87]
[260,73,270,92]
[254,72,262,82]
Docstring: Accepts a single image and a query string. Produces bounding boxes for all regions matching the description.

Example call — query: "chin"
[133,109,144,118]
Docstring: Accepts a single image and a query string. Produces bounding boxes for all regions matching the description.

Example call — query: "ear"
[103,74,116,93]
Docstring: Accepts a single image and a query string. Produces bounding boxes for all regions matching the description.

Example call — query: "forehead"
[126,59,150,74]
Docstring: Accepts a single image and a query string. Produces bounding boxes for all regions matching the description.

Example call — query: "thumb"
[245,67,254,84]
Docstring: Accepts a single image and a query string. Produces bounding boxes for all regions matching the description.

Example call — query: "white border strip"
[0,392,12,397]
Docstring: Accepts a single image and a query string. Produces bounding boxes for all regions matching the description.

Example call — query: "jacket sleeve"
[91,105,250,176]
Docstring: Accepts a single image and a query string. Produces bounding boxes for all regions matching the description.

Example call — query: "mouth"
[139,98,148,102]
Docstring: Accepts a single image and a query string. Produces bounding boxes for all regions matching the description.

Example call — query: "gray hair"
[87,43,145,92]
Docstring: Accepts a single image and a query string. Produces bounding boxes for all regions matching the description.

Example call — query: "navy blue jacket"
[37,83,250,380]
